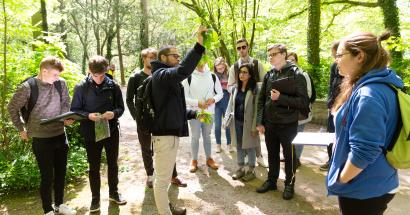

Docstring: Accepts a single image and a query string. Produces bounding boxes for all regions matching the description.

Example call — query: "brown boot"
[189,160,198,173]
[206,158,219,170]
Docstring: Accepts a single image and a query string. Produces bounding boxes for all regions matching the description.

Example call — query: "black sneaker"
[89,199,100,213]
[256,180,277,193]
[283,184,295,200]
[296,159,301,168]
[109,193,127,205]
[319,162,330,171]
[169,203,186,215]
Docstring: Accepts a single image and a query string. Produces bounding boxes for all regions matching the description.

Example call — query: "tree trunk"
[139,0,149,68]
[91,0,101,55]
[2,0,8,144]
[115,0,125,86]
[307,0,321,82]
[378,0,403,70]
[106,24,116,62]
[40,0,48,39]
[58,0,69,58]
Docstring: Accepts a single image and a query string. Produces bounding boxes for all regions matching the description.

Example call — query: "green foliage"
[0,123,88,195]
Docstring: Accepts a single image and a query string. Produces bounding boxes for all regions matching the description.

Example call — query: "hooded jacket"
[150,43,205,137]
[182,68,223,114]
[71,75,124,141]
[327,68,403,199]
[256,61,309,125]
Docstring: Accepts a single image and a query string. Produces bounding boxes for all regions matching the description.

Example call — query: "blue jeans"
[295,124,306,159]
[214,90,231,145]
[235,120,256,167]
[189,118,213,160]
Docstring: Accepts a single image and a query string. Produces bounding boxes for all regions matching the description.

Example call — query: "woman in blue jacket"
[326,32,403,215]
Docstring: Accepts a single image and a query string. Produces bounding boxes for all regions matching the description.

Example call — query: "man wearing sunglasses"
[228,38,267,168]
[149,26,207,215]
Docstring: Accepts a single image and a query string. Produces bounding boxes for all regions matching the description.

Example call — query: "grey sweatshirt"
[8,77,71,138]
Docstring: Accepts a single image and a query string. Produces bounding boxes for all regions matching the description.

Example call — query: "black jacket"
[71,75,124,141]
[150,43,205,137]
[126,70,149,120]
[327,62,344,109]
[257,62,309,125]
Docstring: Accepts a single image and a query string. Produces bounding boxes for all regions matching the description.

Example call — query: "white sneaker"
[227,144,234,153]
[216,144,222,153]
[56,204,77,215]
[45,211,55,215]
[257,156,268,168]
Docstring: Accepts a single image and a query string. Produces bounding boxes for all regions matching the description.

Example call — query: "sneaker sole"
[90,207,100,213]
[109,198,127,205]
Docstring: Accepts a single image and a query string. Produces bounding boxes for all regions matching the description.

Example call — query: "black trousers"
[85,128,119,200]
[338,193,395,215]
[265,122,298,185]
[137,127,178,178]
[327,112,335,162]
[32,134,68,213]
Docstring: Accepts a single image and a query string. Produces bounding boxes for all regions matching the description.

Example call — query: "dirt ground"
[2,88,410,215]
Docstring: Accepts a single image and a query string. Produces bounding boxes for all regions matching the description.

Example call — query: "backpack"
[307,73,317,104]
[20,77,62,123]
[234,59,260,82]
[187,73,217,94]
[385,85,410,169]
[135,76,168,134]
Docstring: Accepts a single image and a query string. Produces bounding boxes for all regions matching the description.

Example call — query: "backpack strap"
[26,77,38,121]
[54,80,63,103]
[211,73,217,94]
[234,62,239,83]
[252,59,259,82]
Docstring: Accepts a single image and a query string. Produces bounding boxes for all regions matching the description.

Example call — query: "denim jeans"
[235,120,256,167]
[295,124,306,159]
[214,90,231,145]
[189,117,213,160]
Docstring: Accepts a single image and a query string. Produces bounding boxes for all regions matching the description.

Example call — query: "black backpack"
[298,70,316,119]
[135,76,168,134]
[308,73,317,104]
[20,77,63,123]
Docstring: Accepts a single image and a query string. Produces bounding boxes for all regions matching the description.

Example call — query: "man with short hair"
[228,38,267,167]
[149,26,206,215]
[256,44,309,200]
[71,55,126,213]
[126,48,187,188]
[8,56,77,215]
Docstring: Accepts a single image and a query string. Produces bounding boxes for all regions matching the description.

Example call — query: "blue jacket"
[327,68,403,199]
[150,43,205,137]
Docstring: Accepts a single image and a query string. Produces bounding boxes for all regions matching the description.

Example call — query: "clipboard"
[40,111,87,125]
[270,77,295,95]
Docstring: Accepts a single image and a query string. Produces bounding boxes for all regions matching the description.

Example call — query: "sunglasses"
[236,45,247,51]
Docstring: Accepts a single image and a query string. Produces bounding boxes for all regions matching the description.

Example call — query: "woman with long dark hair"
[226,63,260,181]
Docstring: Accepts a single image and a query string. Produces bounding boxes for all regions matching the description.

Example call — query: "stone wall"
[311,100,328,126]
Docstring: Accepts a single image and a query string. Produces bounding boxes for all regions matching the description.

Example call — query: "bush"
[0,124,88,195]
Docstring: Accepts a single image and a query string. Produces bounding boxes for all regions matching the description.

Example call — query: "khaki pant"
[152,135,179,215]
